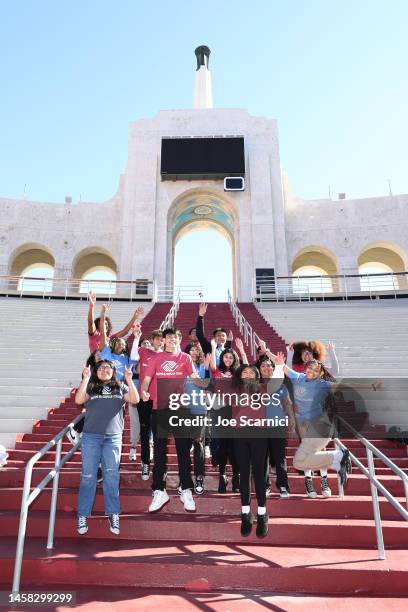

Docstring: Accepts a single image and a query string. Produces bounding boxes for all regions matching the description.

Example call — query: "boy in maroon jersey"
[141,328,201,512]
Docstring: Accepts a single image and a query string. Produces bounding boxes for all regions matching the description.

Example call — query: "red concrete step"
[0,510,407,547]
[0,487,405,520]
[1,537,407,595]
[0,470,406,496]
[0,584,406,612]
[13,440,408,457]
[6,456,406,477]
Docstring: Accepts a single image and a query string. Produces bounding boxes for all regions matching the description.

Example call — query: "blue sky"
[1,1,407,299]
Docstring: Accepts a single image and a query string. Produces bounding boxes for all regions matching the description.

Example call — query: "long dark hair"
[232,364,261,391]
[218,348,240,373]
[94,316,113,336]
[292,340,327,366]
[305,359,336,382]
[87,360,121,395]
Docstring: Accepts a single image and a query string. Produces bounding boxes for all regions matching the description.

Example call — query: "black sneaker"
[218,474,228,493]
[108,513,120,535]
[97,467,103,483]
[339,449,352,487]
[321,475,332,497]
[141,462,150,481]
[231,474,240,493]
[305,476,317,498]
[194,476,205,495]
[240,512,254,536]
[77,515,88,535]
[256,512,269,538]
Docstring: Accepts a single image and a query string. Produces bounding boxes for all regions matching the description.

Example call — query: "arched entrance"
[167,189,238,301]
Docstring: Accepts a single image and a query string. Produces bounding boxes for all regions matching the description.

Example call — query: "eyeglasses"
[98,365,113,371]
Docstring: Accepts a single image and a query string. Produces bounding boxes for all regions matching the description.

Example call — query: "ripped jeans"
[77,432,122,517]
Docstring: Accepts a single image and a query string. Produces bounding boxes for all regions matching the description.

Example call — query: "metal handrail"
[227,290,258,360]
[12,413,85,594]
[159,291,181,330]
[155,285,204,302]
[252,272,408,302]
[333,414,408,560]
[0,275,154,301]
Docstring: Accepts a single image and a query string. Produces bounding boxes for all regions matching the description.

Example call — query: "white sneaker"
[321,475,332,498]
[66,427,80,446]
[149,489,170,512]
[77,516,88,535]
[180,488,196,512]
[204,445,211,459]
[129,447,137,461]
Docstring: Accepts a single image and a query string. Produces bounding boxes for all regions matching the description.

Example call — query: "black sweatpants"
[218,438,239,477]
[234,437,268,507]
[265,437,289,491]
[137,398,152,464]
[151,410,194,491]
[192,425,206,478]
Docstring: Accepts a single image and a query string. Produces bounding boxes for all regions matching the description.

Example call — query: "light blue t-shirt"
[99,346,136,382]
[286,369,333,423]
[265,384,289,421]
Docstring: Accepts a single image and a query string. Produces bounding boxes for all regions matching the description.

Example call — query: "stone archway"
[166,189,238,300]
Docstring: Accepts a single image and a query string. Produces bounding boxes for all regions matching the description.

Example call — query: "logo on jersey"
[161,360,178,373]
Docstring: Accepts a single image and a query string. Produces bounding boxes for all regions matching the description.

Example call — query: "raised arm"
[123,366,139,404]
[274,351,300,379]
[258,339,278,364]
[87,291,96,335]
[196,303,211,354]
[235,338,249,365]
[99,303,111,348]
[75,366,91,404]
[326,341,340,376]
[285,344,294,368]
[129,324,142,363]
[115,306,144,338]
[210,338,218,372]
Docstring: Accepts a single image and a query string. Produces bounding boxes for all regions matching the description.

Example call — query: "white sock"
[320,469,328,477]
[242,505,250,514]
[257,506,266,515]
[304,469,312,477]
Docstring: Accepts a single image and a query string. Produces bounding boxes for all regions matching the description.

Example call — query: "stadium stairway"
[0,300,408,605]
[0,297,170,448]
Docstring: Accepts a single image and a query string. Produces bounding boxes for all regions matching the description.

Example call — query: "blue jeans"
[77,432,122,517]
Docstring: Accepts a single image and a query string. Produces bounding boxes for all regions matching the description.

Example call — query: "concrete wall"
[1,108,407,300]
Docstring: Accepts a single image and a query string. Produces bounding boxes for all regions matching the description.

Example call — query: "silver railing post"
[366,446,385,560]
[12,462,35,594]
[47,437,63,550]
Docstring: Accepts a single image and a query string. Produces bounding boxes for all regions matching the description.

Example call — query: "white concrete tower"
[193,45,213,109]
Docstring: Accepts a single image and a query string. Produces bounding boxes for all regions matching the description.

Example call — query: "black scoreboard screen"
[160,137,245,180]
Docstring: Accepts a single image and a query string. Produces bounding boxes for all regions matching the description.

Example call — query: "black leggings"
[234,437,268,507]
[265,437,289,490]
[218,438,239,476]
[137,399,153,464]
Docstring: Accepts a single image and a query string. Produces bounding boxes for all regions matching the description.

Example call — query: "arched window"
[18,264,54,292]
[359,262,397,291]
[79,267,117,295]
[292,265,333,294]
